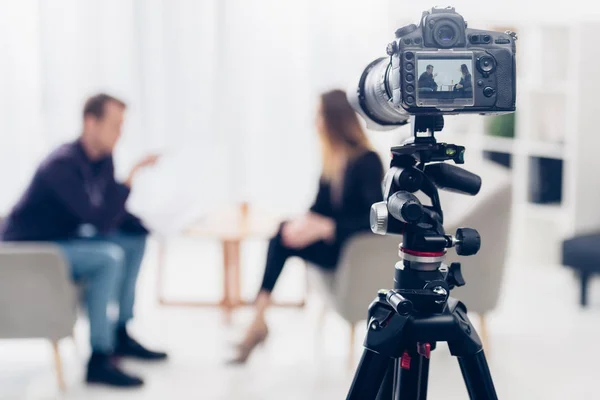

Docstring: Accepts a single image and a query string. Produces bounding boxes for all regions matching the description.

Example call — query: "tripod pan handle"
[386,290,413,315]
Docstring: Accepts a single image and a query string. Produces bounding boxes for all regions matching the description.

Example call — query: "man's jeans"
[57,233,146,352]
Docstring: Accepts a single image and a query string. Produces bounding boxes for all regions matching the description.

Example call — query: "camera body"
[390,7,516,114]
[348,7,517,130]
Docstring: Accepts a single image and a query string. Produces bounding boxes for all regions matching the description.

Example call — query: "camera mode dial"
[386,41,398,56]
[395,24,418,39]
[477,56,496,75]
[483,87,495,97]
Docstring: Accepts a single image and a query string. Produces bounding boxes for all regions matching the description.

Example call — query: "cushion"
[563,233,600,271]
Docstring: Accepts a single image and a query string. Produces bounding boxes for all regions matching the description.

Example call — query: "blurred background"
[1,0,600,399]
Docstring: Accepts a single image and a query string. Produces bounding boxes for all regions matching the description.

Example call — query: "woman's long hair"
[461,64,470,76]
[317,89,373,194]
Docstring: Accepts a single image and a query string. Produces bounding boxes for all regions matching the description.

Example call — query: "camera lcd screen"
[415,52,475,108]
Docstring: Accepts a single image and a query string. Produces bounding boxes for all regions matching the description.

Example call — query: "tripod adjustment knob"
[370,202,389,235]
[448,262,465,288]
[386,290,413,316]
[455,228,481,256]
[388,192,423,223]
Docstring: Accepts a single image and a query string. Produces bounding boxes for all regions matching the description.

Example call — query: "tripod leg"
[346,349,390,400]
[441,299,498,399]
[457,351,498,400]
[447,302,498,400]
[347,294,411,399]
[375,359,395,400]
[418,356,430,398]
[396,350,429,400]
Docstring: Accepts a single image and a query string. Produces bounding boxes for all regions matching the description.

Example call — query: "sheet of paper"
[125,141,231,235]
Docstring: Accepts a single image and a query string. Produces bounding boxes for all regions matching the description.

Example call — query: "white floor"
[1,238,600,400]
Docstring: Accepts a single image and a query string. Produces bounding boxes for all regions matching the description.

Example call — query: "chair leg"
[314,305,327,358]
[479,313,489,352]
[157,239,168,305]
[71,330,80,360]
[348,323,356,370]
[580,271,590,307]
[317,305,327,332]
[51,341,66,392]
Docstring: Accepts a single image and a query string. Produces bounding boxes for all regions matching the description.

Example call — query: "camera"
[348,6,517,130]
[346,8,514,399]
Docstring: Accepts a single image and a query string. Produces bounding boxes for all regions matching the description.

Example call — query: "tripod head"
[370,114,482,310]
[347,116,498,400]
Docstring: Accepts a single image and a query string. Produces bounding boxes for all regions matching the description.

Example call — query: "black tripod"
[346,115,498,400]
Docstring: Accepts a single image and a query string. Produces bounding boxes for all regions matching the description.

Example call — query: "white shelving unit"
[442,21,600,265]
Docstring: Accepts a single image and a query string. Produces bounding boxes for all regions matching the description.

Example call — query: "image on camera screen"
[415,52,475,107]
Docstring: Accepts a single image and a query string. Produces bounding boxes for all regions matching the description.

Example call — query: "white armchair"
[441,160,512,345]
[0,243,77,391]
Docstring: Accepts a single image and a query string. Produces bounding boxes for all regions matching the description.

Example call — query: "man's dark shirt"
[1,139,148,241]
[418,72,438,91]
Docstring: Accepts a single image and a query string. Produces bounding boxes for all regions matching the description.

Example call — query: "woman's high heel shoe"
[228,325,269,365]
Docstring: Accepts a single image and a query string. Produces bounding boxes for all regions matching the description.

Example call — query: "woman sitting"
[454,63,473,93]
[231,89,384,363]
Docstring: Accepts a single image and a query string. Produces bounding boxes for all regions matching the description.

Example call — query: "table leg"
[230,240,242,307]
[234,260,307,308]
[158,235,306,309]
[222,240,233,323]
[159,238,235,309]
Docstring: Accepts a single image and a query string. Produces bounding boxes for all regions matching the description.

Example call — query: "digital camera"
[349,7,517,130]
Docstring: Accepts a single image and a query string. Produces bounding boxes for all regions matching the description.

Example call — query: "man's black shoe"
[86,352,144,388]
[115,327,168,361]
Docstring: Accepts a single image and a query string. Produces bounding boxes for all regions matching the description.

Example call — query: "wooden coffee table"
[156,204,306,322]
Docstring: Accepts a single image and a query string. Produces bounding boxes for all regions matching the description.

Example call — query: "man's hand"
[136,154,161,169]
[456,83,463,89]
[433,73,438,78]
[124,154,161,188]
[281,213,335,249]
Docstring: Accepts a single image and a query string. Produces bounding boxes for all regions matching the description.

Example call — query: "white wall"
[0,0,594,232]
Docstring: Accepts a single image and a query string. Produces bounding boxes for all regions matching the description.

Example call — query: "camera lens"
[350,57,411,128]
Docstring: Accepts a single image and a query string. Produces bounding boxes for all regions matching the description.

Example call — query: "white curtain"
[2,0,586,231]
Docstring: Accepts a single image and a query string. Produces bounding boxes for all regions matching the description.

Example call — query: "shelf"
[476,137,567,159]
[521,140,565,159]
[481,136,514,154]
[520,81,571,96]
[517,203,566,222]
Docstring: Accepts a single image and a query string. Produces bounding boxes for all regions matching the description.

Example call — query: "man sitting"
[1,94,167,388]
[418,64,438,92]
